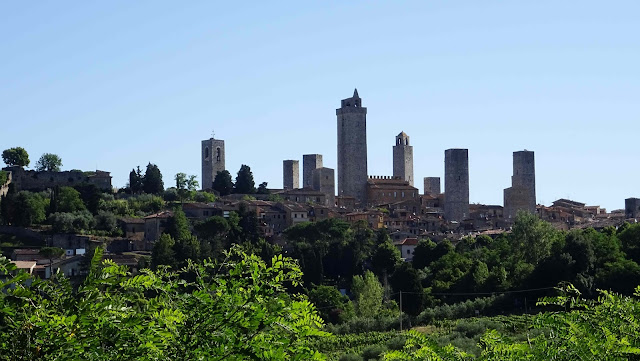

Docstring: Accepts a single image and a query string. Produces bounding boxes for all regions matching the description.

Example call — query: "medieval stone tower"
[393,131,414,186]
[423,177,441,196]
[444,148,469,222]
[283,160,299,189]
[303,154,323,188]
[504,150,536,219]
[201,137,225,190]
[312,167,335,206]
[337,89,368,204]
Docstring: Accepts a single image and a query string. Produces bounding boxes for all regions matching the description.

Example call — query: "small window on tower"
[205,147,209,159]
[216,147,221,162]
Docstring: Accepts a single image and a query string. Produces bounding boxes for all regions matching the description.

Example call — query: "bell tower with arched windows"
[393,131,414,186]
[202,137,225,190]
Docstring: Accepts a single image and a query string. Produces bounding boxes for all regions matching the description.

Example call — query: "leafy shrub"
[339,354,363,361]
[48,210,95,233]
[361,344,387,360]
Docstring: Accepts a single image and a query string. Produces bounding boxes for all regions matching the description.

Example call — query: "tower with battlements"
[444,149,469,222]
[393,131,414,186]
[504,150,536,219]
[337,89,368,205]
[202,137,225,190]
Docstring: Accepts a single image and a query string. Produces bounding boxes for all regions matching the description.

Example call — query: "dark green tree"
[54,187,86,213]
[129,166,143,194]
[371,240,402,279]
[412,239,437,270]
[308,285,353,324]
[12,191,47,226]
[1,147,29,167]
[390,262,424,316]
[35,153,62,172]
[142,163,164,194]
[233,164,256,194]
[257,181,270,194]
[212,170,234,196]
[151,233,177,269]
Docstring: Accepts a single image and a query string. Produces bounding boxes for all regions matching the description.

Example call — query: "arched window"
[405,138,409,145]
[216,147,221,161]
[205,147,209,159]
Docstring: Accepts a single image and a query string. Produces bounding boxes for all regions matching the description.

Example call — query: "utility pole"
[399,290,403,331]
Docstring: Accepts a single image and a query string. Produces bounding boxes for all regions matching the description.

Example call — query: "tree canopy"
[1,147,29,167]
[143,163,164,194]
[234,164,256,194]
[35,153,62,172]
[212,170,234,196]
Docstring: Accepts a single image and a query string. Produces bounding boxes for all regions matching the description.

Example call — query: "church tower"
[393,131,414,186]
[201,137,225,190]
[337,89,368,205]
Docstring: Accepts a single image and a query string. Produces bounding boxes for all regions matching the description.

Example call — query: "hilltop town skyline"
[2,2,639,211]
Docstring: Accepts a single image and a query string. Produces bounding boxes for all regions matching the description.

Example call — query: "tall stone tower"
[393,132,414,186]
[504,150,536,219]
[423,177,441,195]
[283,160,299,189]
[444,149,469,222]
[337,89,368,204]
[303,154,323,188]
[312,167,335,206]
[201,137,225,190]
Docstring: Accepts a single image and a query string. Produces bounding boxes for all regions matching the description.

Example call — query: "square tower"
[504,150,536,219]
[444,149,469,222]
[201,138,225,190]
[312,167,335,207]
[303,154,323,188]
[423,177,441,195]
[283,160,299,189]
[337,89,368,205]
[393,131,414,186]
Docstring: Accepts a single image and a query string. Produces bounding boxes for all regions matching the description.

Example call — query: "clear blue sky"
[1,1,638,211]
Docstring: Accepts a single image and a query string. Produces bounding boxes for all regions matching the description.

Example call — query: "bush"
[163,188,179,202]
[95,211,118,235]
[339,354,363,361]
[49,210,95,233]
[385,335,407,351]
[194,191,216,203]
[361,344,387,360]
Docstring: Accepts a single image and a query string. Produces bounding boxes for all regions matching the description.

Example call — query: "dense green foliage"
[0,247,327,360]
[1,147,29,167]
[35,153,63,172]
[234,164,256,194]
[212,170,234,196]
[142,163,164,194]
[0,171,8,186]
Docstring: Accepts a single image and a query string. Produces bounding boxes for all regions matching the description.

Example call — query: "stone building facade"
[337,89,368,205]
[312,167,335,206]
[393,132,414,186]
[366,176,419,208]
[303,154,323,188]
[504,150,536,220]
[282,160,299,189]
[423,177,441,196]
[201,137,225,190]
[444,148,469,222]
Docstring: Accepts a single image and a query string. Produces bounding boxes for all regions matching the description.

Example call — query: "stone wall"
[3,166,111,192]
[337,89,368,205]
[444,149,469,222]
